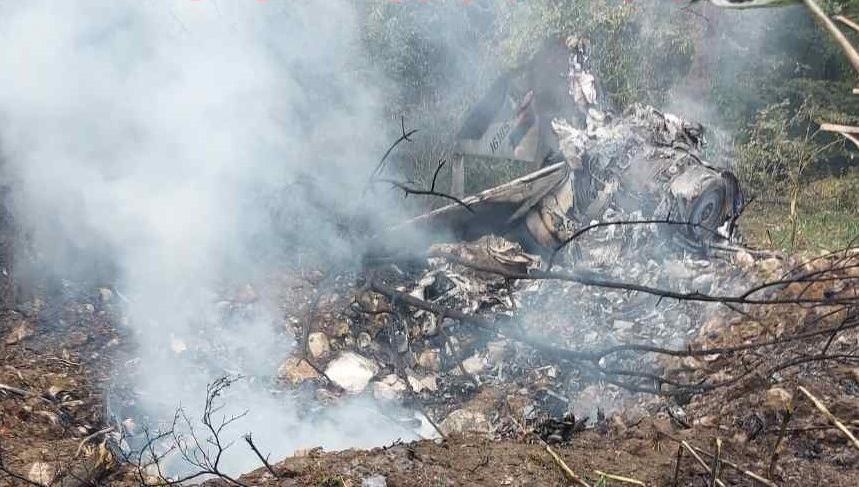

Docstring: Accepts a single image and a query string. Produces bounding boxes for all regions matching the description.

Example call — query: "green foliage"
[497,1,697,109]
[735,100,840,192]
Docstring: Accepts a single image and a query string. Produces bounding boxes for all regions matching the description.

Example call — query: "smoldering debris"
[270,232,763,447]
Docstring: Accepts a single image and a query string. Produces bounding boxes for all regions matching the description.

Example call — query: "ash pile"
[279,228,762,444]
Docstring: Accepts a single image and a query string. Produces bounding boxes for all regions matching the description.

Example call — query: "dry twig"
[798,386,859,451]
[690,446,776,487]
[545,444,590,487]
[593,469,645,486]
[681,441,726,487]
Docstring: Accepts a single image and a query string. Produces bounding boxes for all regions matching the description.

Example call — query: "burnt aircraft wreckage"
[391,37,744,257]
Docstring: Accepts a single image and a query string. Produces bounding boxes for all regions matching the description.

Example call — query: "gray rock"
[406,369,438,393]
[612,320,634,332]
[417,349,440,371]
[98,287,113,303]
[307,332,330,358]
[372,374,407,401]
[325,352,379,393]
[440,409,490,435]
[362,475,387,487]
[461,354,485,375]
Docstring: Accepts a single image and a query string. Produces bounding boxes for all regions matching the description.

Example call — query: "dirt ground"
[1,252,858,486]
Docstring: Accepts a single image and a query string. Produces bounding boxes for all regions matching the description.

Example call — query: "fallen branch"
[835,15,859,36]
[75,426,114,458]
[819,122,859,149]
[819,122,859,134]
[708,438,722,487]
[798,386,859,451]
[545,444,590,487]
[681,441,726,487]
[672,444,684,487]
[768,401,794,479]
[803,0,859,75]
[0,383,35,398]
[244,433,283,479]
[690,445,777,487]
[432,250,857,306]
[593,469,645,486]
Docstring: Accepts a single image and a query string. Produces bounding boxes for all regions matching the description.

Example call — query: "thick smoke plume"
[0,0,415,475]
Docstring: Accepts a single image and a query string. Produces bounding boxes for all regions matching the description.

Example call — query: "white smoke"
[0,0,415,476]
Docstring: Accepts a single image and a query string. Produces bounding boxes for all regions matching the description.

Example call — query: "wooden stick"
[243,434,279,478]
[768,405,794,478]
[803,0,859,75]
[672,444,684,487]
[818,123,859,148]
[709,438,722,487]
[691,445,778,487]
[681,441,726,487]
[819,123,859,134]
[835,15,859,36]
[545,445,591,487]
[593,470,645,486]
[839,131,859,150]
[0,383,33,397]
[75,427,114,458]
[798,386,859,451]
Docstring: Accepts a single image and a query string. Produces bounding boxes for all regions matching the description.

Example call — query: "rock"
[758,257,782,275]
[278,357,320,385]
[406,370,438,393]
[692,273,714,294]
[765,387,793,412]
[362,475,387,487]
[440,409,490,435]
[315,388,339,404]
[4,320,34,345]
[664,261,694,280]
[325,352,379,393]
[693,415,716,427]
[372,374,407,402]
[417,349,440,371]
[331,319,351,338]
[98,287,113,303]
[293,447,322,458]
[612,320,634,332]
[421,314,438,336]
[307,332,330,358]
[699,317,724,341]
[735,250,755,270]
[486,340,508,365]
[28,462,56,485]
[461,354,485,375]
[357,332,372,348]
[122,418,137,436]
